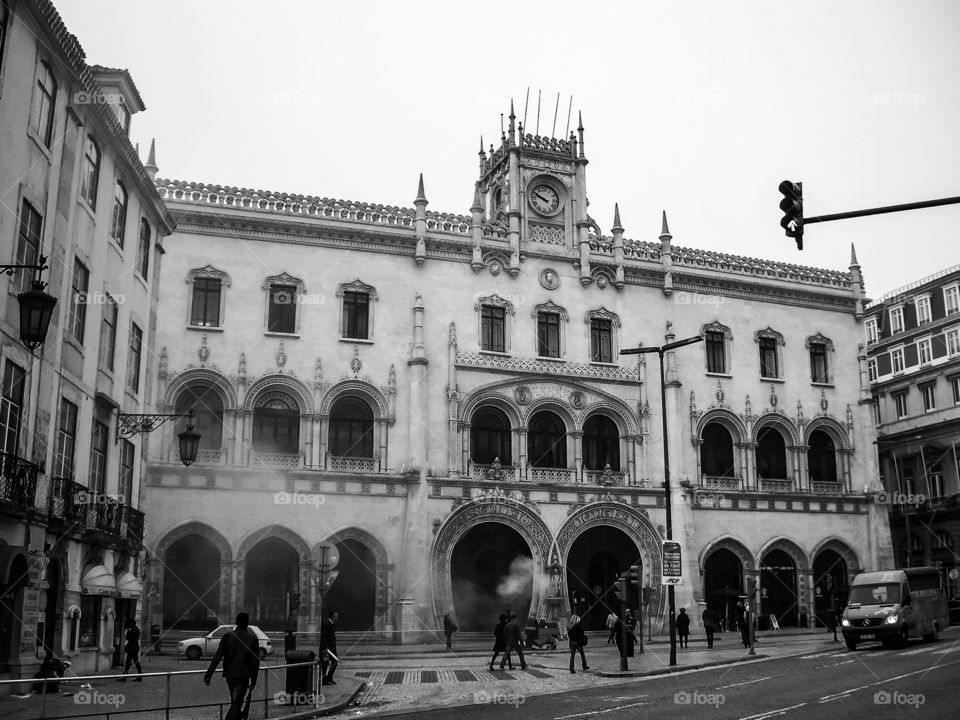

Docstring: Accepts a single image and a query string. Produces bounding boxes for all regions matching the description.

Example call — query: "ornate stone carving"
[583,306,622,328]
[335,278,379,301]
[350,346,362,376]
[198,336,209,366]
[540,268,561,290]
[805,332,834,351]
[275,341,287,370]
[530,223,565,245]
[474,293,516,315]
[514,386,532,405]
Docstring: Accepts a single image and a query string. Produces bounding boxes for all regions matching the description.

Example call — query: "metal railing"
[0,451,42,513]
[0,658,351,720]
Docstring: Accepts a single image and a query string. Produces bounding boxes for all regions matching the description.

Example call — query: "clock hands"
[535,190,554,206]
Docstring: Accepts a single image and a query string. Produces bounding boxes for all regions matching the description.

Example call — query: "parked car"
[178,625,273,661]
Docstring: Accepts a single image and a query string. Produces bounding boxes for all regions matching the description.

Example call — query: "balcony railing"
[759,478,795,494]
[583,468,626,486]
[328,455,379,473]
[702,475,744,491]
[120,505,145,548]
[470,462,519,482]
[48,477,88,527]
[529,467,576,484]
[250,451,301,469]
[0,451,41,513]
[811,481,844,496]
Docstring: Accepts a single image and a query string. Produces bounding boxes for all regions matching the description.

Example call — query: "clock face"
[530,184,561,216]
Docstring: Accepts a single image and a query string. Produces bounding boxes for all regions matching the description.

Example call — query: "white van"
[841,567,949,650]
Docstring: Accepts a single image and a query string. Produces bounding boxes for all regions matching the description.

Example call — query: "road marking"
[739,701,809,719]
[719,676,772,689]
[899,646,937,656]
[931,647,960,655]
[555,700,649,719]
[817,684,871,703]
[602,695,648,702]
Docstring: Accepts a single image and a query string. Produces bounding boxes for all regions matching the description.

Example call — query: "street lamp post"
[621,334,702,667]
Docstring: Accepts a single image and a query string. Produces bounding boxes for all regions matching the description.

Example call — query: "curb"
[592,654,770,678]
[278,681,366,719]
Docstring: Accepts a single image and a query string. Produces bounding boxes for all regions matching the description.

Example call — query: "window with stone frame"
[475,294,514,353]
[917,337,933,365]
[188,266,230,328]
[891,346,905,374]
[68,259,89,343]
[533,301,568,359]
[89,420,109,494]
[30,60,57,147]
[947,328,960,357]
[944,284,959,316]
[470,406,512,464]
[136,219,151,278]
[702,321,732,374]
[253,391,300,454]
[80,135,100,208]
[586,308,620,364]
[118,439,134,505]
[865,318,878,344]
[267,284,297,334]
[126,322,143,393]
[868,358,878,382]
[0,360,26,457]
[328,395,375,458]
[53,398,78,478]
[110,180,127,247]
[755,327,784,379]
[98,294,118,371]
[914,294,932,325]
[952,376,960,405]
[0,2,10,80]
[337,279,378,340]
[15,199,42,293]
[893,390,908,419]
[889,305,904,334]
[920,382,936,413]
[806,333,833,384]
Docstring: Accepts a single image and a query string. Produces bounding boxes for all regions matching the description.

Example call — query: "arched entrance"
[566,526,637,630]
[760,548,798,628]
[322,538,377,631]
[40,559,62,655]
[163,535,223,630]
[244,537,299,630]
[813,549,849,627]
[703,548,743,630]
[0,550,29,671]
[451,523,533,631]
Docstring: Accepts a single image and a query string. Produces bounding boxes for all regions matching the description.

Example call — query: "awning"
[116,571,142,599]
[0,545,29,585]
[80,564,117,596]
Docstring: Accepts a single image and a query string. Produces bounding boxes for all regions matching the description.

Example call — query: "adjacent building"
[866,263,960,597]
[145,107,893,645]
[0,0,173,684]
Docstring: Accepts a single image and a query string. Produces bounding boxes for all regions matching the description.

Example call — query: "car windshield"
[210,627,229,638]
[848,583,901,605]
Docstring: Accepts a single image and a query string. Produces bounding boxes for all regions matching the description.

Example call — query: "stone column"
[571,430,583,481]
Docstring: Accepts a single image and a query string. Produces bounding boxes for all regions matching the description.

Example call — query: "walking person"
[676,608,690,648]
[567,614,589,673]
[489,614,507,671]
[443,612,458,650]
[202,612,260,720]
[499,613,526,670]
[737,600,750,648]
[319,610,339,684]
[118,618,143,681]
[606,609,618,644]
[702,606,718,649]
[826,607,839,642]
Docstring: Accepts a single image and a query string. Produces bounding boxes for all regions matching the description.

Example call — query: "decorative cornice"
[456,353,639,381]
[262,272,305,292]
[335,278,379,300]
[754,326,785,345]
[186,264,231,287]
[701,320,732,339]
[474,293,516,314]
[805,332,835,351]
[584,306,622,327]
[531,299,569,322]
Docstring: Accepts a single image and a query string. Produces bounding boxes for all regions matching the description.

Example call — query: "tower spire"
[508,98,516,145]
[660,210,671,239]
[144,138,158,181]
[612,203,623,232]
[416,173,427,204]
[577,111,585,158]
[849,242,860,267]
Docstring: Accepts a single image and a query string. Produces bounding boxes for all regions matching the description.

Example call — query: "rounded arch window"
[175,386,224,450]
[528,410,567,468]
[756,426,787,480]
[253,391,299,454]
[329,396,374,458]
[470,406,511,465]
[701,422,735,478]
[582,414,620,471]
[808,429,838,483]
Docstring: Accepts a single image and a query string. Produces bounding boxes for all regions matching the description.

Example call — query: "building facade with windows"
[866,263,960,597]
[145,107,893,644]
[0,0,173,683]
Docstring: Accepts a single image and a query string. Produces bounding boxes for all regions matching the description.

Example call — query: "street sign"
[662,541,682,585]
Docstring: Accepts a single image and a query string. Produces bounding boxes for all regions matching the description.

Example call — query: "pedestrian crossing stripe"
[362,668,553,684]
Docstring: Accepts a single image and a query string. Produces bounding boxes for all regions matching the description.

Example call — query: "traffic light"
[746,576,757,598]
[614,578,627,602]
[778,180,804,250]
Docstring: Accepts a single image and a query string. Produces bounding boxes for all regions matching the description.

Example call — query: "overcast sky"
[55,0,958,299]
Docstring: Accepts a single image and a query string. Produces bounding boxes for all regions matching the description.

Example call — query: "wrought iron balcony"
[583,467,626,486]
[0,451,41,514]
[120,505,145,549]
[701,475,744,491]
[529,467,576,484]
[48,476,91,528]
[327,455,379,473]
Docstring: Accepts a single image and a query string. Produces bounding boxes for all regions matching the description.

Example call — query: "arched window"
[528,411,567,468]
[253,392,299,454]
[582,415,620,471]
[110,180,127,246]
[756,426,787,479]
[808,430,838,483]
[701,423,735,477]
[470,407,511,464]
[175,386,224,451]
[81,135,100,208]
[329,396,374,458]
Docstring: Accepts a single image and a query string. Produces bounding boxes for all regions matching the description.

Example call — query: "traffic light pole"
[804,195,960,225]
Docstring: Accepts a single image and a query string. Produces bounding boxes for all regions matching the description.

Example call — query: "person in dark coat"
[499,613,526,670]
[203,612,260,720]
[319,610,339,684]
[826,607,839,642]
[702,606,718,648]
[489,614,507,671]
[567,614,589,673]
[443,612,458,650]
[676,608,691,648]
[119,618,143,680]
[737,601,750,648]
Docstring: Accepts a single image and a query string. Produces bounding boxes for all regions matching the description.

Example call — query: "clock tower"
[476,102,592,283]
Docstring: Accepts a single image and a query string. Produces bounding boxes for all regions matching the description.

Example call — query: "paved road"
[360,628,960,719]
